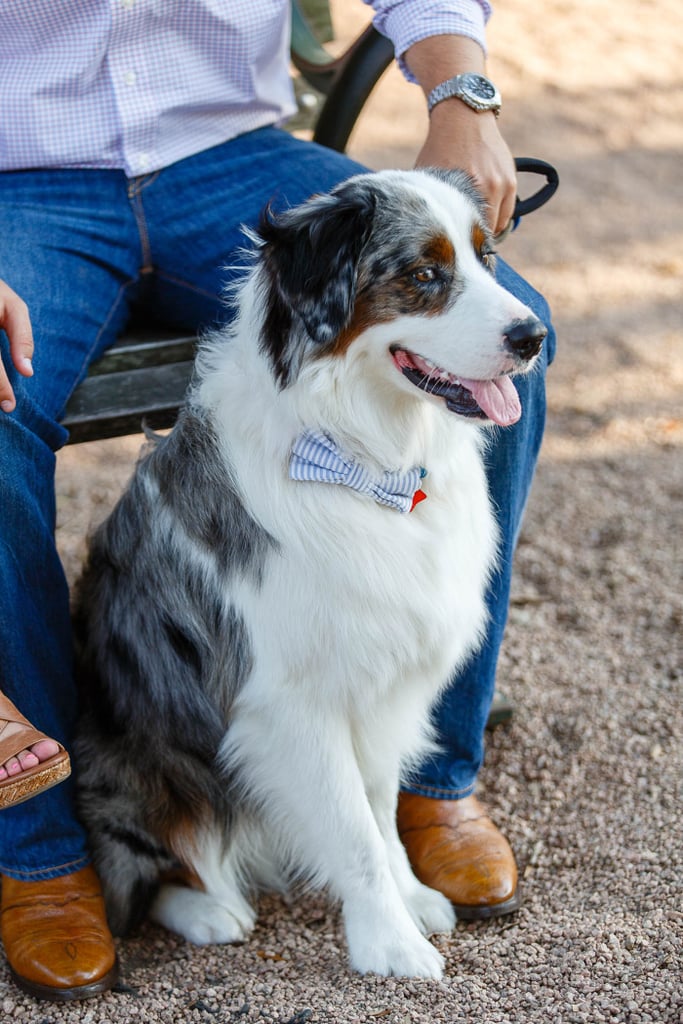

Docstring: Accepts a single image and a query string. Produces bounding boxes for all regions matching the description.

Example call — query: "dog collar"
[289,430,427,513]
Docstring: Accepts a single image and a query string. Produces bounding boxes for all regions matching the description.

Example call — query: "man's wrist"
[404,34,488,95]
[427,73,501,117]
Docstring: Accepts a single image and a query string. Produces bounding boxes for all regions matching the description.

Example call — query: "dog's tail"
[75,708,232,935]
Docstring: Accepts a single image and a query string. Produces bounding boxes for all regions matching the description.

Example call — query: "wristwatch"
[427,73,502,117]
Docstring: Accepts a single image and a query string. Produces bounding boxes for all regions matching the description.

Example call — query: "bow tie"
[289,430,427,513]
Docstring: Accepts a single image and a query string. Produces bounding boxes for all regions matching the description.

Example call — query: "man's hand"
[0,280,34,413]
[415,102,517,238]
[405,34,517,237]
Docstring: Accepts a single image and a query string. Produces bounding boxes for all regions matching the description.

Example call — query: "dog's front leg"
[353,696,456,939]
[340,822,446,980]
[225,703,445,979]
[365,772,456,939]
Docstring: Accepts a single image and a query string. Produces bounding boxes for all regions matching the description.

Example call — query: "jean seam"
[92,280,133,356]
[59,280,137,421]
[153,269,223,304]
[0,854,90,881]
[126,170,161,202]
[127,177,156,272]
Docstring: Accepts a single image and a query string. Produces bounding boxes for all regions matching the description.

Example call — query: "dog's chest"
[248,453,496,699]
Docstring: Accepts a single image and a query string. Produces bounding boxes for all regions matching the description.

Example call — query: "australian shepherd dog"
[73,168,546,979]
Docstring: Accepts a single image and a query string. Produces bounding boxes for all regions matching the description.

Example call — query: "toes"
[16,749,41,771]
[1,741,58,779]
[0,722,61,782]
[4,756,25,776]
[29,739,60,762]
[4,753,38,774]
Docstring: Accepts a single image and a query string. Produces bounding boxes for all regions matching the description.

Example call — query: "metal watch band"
[427,74,501,116]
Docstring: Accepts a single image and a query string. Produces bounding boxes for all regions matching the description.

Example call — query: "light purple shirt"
[0,0,491,177]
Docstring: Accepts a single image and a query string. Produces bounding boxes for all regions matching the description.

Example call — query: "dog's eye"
[413,267,437,284]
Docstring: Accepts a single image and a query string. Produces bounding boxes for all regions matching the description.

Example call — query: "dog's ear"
[258,182,376,385]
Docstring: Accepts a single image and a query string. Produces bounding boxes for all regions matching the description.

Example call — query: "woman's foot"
[0,692,71,808]
[0,720,61,779]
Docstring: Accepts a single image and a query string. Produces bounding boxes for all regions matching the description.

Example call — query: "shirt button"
[122,0,135,8]
[124,70,137,86]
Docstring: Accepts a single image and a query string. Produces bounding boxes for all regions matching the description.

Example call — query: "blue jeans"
[0,128,555,879]
[405,306,554,798]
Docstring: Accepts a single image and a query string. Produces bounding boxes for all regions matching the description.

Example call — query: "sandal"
[0,691,71,810]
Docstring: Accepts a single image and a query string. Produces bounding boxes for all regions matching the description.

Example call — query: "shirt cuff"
[363,1,492,81]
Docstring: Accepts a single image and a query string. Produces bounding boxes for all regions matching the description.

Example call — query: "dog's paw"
[404,882,456,936]
[350,927,445,979]
[345,904,445,979]
[151,884,254,945]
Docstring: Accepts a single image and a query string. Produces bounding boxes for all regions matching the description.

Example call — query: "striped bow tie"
[289,429,427,513]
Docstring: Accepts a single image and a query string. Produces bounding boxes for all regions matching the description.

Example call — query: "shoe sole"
[453,890,522,921]
[0,754,71,810]
[9,960,119,1002]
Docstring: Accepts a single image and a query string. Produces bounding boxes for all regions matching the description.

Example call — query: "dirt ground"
[4,1,681,1022]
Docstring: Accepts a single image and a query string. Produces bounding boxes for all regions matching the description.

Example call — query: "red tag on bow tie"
[410,488,427,512]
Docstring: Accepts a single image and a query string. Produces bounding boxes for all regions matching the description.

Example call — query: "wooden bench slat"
[63,359,194,443]
[85,331,196,376]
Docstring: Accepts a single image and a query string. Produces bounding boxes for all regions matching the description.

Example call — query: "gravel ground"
[2,1,681,1021]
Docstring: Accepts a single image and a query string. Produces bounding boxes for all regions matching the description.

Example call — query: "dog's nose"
[504,317,547,361]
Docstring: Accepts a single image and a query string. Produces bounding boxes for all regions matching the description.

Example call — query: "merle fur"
[73,408,272,934]
[257,178,377,385]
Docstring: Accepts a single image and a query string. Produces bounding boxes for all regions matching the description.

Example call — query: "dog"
[73,168,546,979]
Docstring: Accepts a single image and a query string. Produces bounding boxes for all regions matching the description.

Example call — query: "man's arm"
[363,0,515,235]
[404,33,517,237]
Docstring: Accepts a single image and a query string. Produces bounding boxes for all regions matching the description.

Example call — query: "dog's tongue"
[460,377,522,426]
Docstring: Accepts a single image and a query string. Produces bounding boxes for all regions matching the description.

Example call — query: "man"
[0,0,554,1001]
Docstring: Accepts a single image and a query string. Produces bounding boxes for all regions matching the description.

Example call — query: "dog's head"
[256,168,546,427]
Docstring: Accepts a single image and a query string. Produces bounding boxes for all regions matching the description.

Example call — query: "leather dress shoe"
[397,792,520,920]
[1,865,119,1001]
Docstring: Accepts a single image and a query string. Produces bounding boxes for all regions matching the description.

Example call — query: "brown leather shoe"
[397,793,520,920]
[0,866,119,1001]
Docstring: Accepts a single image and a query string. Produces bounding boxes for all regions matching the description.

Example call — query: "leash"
[496,157,559,243]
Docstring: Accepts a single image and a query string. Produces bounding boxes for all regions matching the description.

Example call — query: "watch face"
[461,73,496,102]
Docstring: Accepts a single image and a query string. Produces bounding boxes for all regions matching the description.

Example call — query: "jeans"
[0,127,555,879]
[404,306,554,798]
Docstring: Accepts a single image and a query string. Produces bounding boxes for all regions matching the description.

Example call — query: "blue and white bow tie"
[289,429,427,514]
